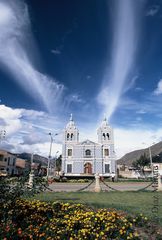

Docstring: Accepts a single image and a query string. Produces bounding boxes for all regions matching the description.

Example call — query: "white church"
[61,115,116,177]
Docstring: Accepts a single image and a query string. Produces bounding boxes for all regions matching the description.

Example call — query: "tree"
[0,174,48,223]
[132,153,150,175]
[55,155,62,173]
[152,154,162,163]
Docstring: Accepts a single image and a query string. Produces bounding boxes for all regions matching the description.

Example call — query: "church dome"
[66,114,76,129]
[101,117,109,128]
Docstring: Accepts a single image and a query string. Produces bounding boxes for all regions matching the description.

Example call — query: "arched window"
[67,133,70,140]
[68,149,72,156]
[104,149,109,156]
[103,133,106,140]
[105,164,110,173]
[67,164,72,173]
[71,133,74,140]
[85,149,91,156]
[106,133,110,140]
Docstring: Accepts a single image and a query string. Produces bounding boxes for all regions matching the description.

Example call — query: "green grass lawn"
[31,191,162,225]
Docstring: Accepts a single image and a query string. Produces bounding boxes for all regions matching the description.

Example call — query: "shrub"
[0,175,48,224]
[0,199,144,239]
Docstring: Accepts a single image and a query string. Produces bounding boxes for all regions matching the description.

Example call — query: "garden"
[0,198,152,239]
[0,176,162,239]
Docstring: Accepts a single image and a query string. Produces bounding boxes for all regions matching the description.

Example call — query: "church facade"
[62,115,116,177]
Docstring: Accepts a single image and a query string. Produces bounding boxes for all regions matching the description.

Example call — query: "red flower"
[18,228,22,235]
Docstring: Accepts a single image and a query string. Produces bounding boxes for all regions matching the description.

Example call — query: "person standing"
[111,172,115,182]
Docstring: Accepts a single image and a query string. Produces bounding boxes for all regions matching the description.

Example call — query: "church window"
[105,164,110,173]
[67,164,72,173]
[85,149,91,156]
[68,149,72,156]
[106,133,110,140]
[67,133,70,140]
[103,133,106,140]
[104,149,109,156]
[71,133,74,140]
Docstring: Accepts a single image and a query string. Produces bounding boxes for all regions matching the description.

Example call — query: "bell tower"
[63,114,79,143]
[97,117,116,174]
[97,117,114,144]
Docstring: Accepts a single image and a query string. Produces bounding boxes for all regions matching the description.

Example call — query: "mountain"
[16,153,48,166]
[117,141,162,166]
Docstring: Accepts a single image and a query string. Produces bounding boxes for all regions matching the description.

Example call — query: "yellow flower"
[119,229,123,235]
[134,232,139,237]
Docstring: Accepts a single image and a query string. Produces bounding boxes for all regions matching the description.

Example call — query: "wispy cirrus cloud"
[0,0,64,113]
[97,0,143,120]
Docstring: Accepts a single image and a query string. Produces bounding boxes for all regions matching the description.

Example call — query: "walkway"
[48,181,153,192]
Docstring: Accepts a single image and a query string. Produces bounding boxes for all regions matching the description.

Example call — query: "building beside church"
[62,115,116,177]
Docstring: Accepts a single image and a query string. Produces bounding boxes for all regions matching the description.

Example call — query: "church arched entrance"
[84,163,92,174]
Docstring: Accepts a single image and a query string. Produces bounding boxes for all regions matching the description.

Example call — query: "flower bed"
[0,199,158,239]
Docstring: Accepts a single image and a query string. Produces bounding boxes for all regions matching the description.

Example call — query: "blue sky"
[1,0,162,158]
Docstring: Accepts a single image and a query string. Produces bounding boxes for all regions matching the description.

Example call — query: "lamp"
[142,142,154,178]
[47,133,58,178]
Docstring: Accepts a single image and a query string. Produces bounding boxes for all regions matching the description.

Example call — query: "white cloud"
[97,0,143,120]
[0,104,62,157]
[153,79,162,95]
[114,94,162,119]
[0,0,64,113]
[51,49,61,55]
[68,94,84,104]
[12,142,62,158]
[146,5,160,17]
[114,127,162,158]
[1,104,162,160]
[78,123,162,159]
[135,87,143,92]
[136,109,147,114]
[122,75,138,94]
[0,104,22,136]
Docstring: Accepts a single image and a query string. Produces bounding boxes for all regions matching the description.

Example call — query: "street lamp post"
[148,146,153,178]
[0,130,6,143]
[47,133,53,178]
[28,153,34,188]
[142,142,154,178]
[47,133,58,178]
[54,151,59,176]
